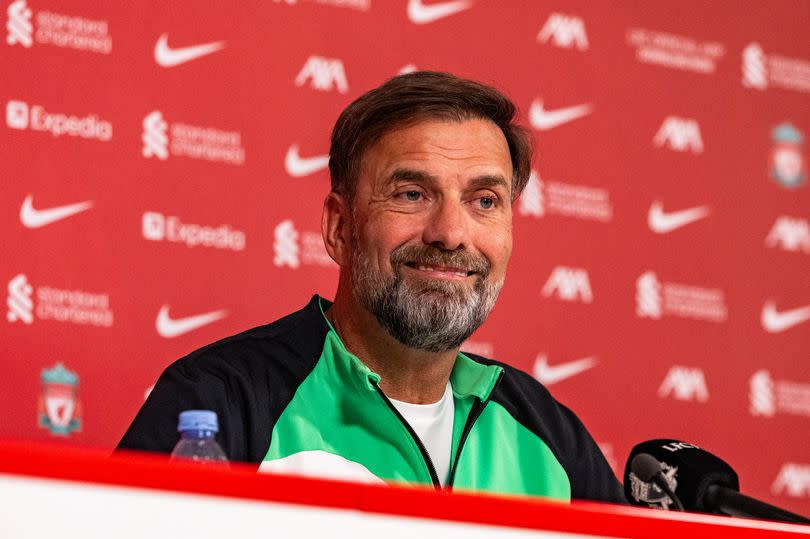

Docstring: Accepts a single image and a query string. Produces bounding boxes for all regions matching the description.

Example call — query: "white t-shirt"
[388,382,455,486]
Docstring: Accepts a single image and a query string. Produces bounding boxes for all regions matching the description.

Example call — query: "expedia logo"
[142,211,246,252]
[6,100,112,141]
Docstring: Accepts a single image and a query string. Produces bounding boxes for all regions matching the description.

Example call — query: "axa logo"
[142,110,169,159]
[772,464,810,498]
[154,33,225,68]
[537,13,588,51]
[295,56,348,94]
[766,216,810,253]
[6,0,32,47]
[274,219,300,268]
[541,266,593,303]
[658,366,709,403]
[654,117,704,153]
[406,0,472,25]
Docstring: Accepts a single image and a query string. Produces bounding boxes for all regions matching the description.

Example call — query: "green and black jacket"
[119,296,624,503]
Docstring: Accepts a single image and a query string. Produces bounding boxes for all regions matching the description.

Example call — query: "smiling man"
[119,71,624,504]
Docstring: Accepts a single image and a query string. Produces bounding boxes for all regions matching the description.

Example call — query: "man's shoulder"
[462,351,590,446]
[166,295,329,380]
[463,351,624,503]
[461,352,556,403]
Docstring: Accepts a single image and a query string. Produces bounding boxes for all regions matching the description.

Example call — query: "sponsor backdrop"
[2,0,809,514]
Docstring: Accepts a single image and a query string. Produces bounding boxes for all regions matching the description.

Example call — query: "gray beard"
[350,237,503,353]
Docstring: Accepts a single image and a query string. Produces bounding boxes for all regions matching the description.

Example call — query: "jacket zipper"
[447,370,504,489]
[372,381,441,489]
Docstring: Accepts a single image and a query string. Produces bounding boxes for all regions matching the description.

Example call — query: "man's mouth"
[404,262,475,279]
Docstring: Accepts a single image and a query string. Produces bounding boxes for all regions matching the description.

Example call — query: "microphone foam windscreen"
[624,439,739,512]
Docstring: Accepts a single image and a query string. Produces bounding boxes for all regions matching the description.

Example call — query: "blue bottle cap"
[177,410,218,433]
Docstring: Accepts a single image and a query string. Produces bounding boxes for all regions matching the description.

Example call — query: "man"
[119,71,624,503]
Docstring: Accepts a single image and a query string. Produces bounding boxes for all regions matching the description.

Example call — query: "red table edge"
[0,440,806,538]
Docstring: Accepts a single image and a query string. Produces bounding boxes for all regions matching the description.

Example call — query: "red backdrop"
[2,0,809,515]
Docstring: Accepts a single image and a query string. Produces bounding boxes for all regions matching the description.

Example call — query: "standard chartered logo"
[6,0,32,47]
[6,273,113,327]
[742,43,767,90]
[142,111,169,160]
[274,220,300,268]
[141,110,245,165]
[635,271,662,319]
[518,171,545,217]
[749,369,776,417]
[7,273,33,324]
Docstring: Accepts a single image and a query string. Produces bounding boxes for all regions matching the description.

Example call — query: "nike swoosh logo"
[648,201,711,234]
[155,305,227,338]
[528,99,593,131]
[20,194,93,228]
[761,301,810,333]
[285,144,330,177]
[407,0,472,24]
[154,34,226,68]
[533,355,597,386]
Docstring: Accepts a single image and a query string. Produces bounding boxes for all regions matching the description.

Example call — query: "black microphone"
[630,452,685,511]
[624,439,810,525]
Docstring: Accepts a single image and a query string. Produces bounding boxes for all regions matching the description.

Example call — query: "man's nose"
[422,199,468,251]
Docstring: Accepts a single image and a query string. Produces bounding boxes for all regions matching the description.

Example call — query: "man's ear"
[322,191,351,266]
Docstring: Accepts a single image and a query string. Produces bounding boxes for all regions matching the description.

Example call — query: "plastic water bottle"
[170,410,229,466]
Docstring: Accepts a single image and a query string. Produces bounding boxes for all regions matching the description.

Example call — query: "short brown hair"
[329,71,532,202]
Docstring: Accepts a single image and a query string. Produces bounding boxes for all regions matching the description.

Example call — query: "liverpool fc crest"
[770,123,806,188]
[38,363,82,436]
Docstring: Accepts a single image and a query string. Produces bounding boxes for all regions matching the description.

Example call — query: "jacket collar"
[313,295,502,401]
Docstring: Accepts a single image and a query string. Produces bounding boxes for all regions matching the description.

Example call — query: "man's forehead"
[358,118,513,184]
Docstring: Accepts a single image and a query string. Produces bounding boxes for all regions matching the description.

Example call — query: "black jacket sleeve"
[117,302,328,463]
[116,348,259,463]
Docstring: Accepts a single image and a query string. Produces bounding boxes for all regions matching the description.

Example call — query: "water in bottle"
[170,409,229,466]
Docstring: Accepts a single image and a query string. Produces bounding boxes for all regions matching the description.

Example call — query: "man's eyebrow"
[384,169,511,194]
[387,168,437,184]
[468,174,510,193]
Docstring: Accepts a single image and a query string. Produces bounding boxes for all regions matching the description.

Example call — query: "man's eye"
[403,191,421,201]
[479,197,495,209]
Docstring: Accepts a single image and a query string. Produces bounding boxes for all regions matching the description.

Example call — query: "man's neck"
[325,287,457,405]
